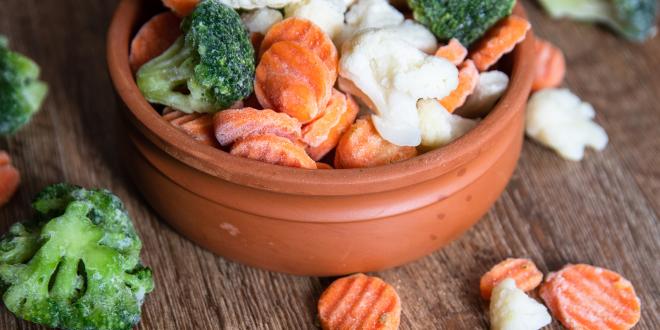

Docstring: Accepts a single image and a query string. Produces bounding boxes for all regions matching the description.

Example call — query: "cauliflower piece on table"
[221,0,301,9]
[339,0,404,44]
[284,0,345,40]
[417,99,477,150]
[457,70,509,118]
[241,8,283,34]
[490,278,552,330]
[526,88,608,161]
[339,30,458,146]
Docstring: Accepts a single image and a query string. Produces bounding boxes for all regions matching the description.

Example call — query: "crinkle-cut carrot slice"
[162,107,218,146]
[230,134,317,169]
[435,38,468,66]
[334,118,417,169]
[470,15,531,72]
[532,38,566,92]
[480,258,543,300]
[162,0,199,17]
[316,162,333,169]
[256,41,332,123]
[439,59,479,113]
[260,18,338,82]
[303,89,359,161]
[129,12,182,72]
[318,273,401,330]
[540,264,641,330]
[0,151,20,207]
[213,107,302,147]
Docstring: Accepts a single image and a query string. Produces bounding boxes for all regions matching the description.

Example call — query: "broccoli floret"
[538,0,657,42]
[137,0,255,113]
[0,35,48,135]
[407,0,515,46]
[0,184,154,330]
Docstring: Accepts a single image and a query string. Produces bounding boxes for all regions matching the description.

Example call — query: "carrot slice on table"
[532,38,566,92]
[540,264,641,330]
[439,59,479,112]
[470,15,531,72]
[213,107,302,147]
[162,0,199,17]
[162,108,218,146]
[230,134,317,169]
[480,258,543,300]
[318,273,401,330]
[0,151,20,207]
[129,12,182,73]
[302,89,359,161]
[334,118,417,169]
[260,18,338,82]
[435,38,468,66]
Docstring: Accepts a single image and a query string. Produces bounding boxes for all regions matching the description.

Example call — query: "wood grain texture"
[1,0,658,329]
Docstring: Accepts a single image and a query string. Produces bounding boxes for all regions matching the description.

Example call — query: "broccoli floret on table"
[0,184,154,330]
[407,0,516,46]
[137,0,255,113]
[0,35,48,135]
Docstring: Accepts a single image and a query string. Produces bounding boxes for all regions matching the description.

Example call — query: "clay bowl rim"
[107,0,535,196]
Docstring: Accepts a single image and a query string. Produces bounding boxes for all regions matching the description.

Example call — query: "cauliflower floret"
[340,30,458,146]
[376,20,438,54]
[241,8,284,34]
[526,88,608,161]
[339,0,404,44]
[221,0,301,9]
[417,99,477,150]
[284,0,345,39]
[458,70,510,118]
[489,278,552,330]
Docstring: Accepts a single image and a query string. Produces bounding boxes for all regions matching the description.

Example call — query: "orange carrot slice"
[480,258,543,300]
[162,108,217,146]
[435,38,468,66]
[470,15,531,72]
[316,162,333,169]
[230,134,317,169]
[255,40,332,123]
[302,89,359,161]
[334,118,417,169]
[260,18,338,82]
[129,12,182,72]
[318,273,401,330]
[213,107,302,147]
[532,38,566,92]
[0,151,20,207]
[439,59,479,112]
[540,264,641,330]
[162,0,199,17]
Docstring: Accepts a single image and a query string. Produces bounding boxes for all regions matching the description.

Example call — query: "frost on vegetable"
[241,8,283,34]
[457,71,509,118]
[284,0,345,40]
[417,99,477,150]
[220,0,301,9]
[526,88,608,161]
[489,278,552,330]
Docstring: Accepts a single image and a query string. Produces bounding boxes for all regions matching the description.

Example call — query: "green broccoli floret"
[0,35,49,135]
[0,184,154,330]
[407,0,516,46]
[538,0,657,42]
[137,0,255,113]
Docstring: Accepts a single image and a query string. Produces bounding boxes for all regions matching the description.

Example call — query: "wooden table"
[1,1,658,329]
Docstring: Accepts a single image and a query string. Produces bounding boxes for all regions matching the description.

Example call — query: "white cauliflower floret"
[241,8,283,34]
[340,30,458,146]
[376,20,438,54]
[526,88,608,161]
[339,0,404,44]
[284,0,345,40]
[489,278,552,330]
[417,99,477,150]
[458,71,510,118]
[221,0,300,9]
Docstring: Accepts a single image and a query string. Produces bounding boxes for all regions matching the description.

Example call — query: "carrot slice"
[302,89,359,161]
[435,38,468,66]
[439,59,479,112]
[479,258,543,300]
[318,273,401,330]
[213,107,302,147]
[334,118,417,169]
[260,18,338,82]
[470,15,531,72]
[162,108,217,146]
[0,151,20,207]
[532,38,566,92]
[230,134,317,169]
[316,162,333,169]
[540,264,641,330]
[129,12,182,72]
[162,0,199,17]
[255,40,332,123]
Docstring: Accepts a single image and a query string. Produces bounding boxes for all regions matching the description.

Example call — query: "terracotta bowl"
[107,0,535,276]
